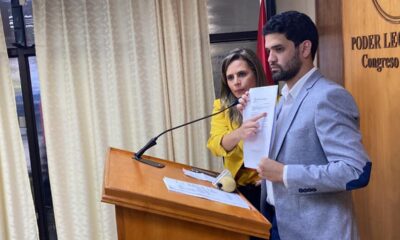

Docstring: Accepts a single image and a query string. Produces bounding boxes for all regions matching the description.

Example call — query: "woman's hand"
[236,112,267,139]
[237,91,250,113]
[220,112,266,152]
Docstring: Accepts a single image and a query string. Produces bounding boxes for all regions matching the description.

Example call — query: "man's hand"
[257,157,284,183]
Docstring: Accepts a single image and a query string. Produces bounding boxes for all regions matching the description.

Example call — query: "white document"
[163,177,249,209]
[243,85,278,168]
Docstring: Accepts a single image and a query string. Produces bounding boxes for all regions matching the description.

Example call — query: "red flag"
[257,0,273,85]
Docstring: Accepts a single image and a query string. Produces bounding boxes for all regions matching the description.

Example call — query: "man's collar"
[281,67,317,100]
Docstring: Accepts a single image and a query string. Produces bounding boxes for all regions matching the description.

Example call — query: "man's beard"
[271,49,302,82]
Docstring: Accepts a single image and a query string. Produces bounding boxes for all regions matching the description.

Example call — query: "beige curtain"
[0,12,39,240]
[33,0,217,239]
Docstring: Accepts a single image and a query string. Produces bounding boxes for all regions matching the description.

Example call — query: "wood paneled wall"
[316,0,343,85]
[342,0,400,239]
[317,0,400,239]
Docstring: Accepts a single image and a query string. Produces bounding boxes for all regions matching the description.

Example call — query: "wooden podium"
[102,147,270,239]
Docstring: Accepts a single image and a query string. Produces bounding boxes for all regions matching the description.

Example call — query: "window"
[207,0,260,98]
[2,0,57,239]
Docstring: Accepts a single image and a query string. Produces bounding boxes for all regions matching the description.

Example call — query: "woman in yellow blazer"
[207,48,267,210]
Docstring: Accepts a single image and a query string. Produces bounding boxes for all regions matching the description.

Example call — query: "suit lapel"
[271,70,322,160]
[269,98,283,157]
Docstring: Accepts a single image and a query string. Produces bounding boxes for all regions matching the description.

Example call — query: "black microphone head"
[231,98,240,107]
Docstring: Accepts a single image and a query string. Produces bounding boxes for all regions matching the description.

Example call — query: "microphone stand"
[133,99,240,168]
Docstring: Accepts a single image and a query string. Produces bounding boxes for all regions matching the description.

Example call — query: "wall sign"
[372,0,400,24]
[348,1,400,72]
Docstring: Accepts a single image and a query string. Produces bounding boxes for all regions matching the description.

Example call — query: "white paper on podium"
[182,168,216,183]
[163,177,249,209]
[243,85,278,168]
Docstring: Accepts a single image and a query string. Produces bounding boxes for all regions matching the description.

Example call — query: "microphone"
[216,176,236,192]
[133,98,240,168]
[212,169,236,192]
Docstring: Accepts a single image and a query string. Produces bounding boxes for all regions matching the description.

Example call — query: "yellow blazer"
[207,99,259,186]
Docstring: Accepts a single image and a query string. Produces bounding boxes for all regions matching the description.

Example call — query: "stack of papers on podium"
[182,168,216,183]
[163,177,249,209]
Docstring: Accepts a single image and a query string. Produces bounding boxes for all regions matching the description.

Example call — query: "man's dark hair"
[263,11,319,60]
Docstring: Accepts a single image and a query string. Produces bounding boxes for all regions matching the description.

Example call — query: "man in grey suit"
[238,11,372,240]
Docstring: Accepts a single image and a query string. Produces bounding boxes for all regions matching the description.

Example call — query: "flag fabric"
[257,0,274,85]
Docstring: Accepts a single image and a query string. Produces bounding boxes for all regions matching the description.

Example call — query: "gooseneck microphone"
[133,98,240,168]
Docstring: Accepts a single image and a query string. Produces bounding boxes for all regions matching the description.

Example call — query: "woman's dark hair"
[263,11,319,60]
[220,48,266,125]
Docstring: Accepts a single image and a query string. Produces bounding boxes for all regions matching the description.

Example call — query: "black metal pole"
[266,0,276,20]
[18,48,50,240]
[11,1,49,238]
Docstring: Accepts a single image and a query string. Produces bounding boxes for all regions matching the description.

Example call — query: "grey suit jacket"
[262,70,371,240]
